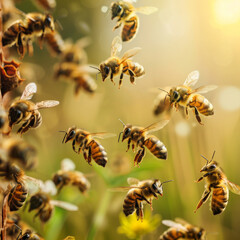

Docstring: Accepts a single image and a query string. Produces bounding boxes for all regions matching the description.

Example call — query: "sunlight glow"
[214,0,240,25]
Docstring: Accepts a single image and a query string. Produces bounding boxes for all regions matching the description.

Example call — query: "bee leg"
[185,107,189,119]
[110,72,115,85]
[26,38,33,56]
[132,143,135,153]
[137,147,145,166]
[72,139,77,153]
[87,147,92,165]
[128,70,135,84]
[134,150,141,166]
[113,21,122,31]
[196,172,211,182]
[16,32,25,58]
[126,138,131,152]
[194,189,211,213]
[192,106,203,125]
[119,72,124,89]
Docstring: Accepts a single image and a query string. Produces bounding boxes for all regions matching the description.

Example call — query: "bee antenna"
[160,179,173,187]
[201,154,209,165]
[210,150,216,163]
[54,19,63,31]
[118,132,123,142]
[90,66,101,72]
[59,130,67,144]
[158,88,170,95]
[118,119,126,127]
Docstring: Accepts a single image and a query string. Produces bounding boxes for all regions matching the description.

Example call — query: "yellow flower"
[117,210,161,239]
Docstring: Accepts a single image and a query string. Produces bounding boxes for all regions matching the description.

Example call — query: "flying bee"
[54,63,97,95]
[157,71,217,125]
[111,1,158,42]
[53,158,91,194]
[2,12,55,57]
[159,218,206,240]
[194,151,240,215]
[28,180,78,223]
[8,82,59,135]
[98,36,145,88]
[62,127,115,167]
[60,37,91,64]
[1,136,37,170]
[44,31,65,56]
[121,178,172,221]
[118,119,168,166]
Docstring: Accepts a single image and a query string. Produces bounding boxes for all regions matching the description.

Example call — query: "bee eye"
[125,128,130,135]
[104,66,110,75]
[197,231,202,239]
[173,91,179,100]
[69,130,75,138]
[152,183,157,191]
[45,16,52,26]
[117,5,122,13]
[209,164,216,170]
[53,175,62,185]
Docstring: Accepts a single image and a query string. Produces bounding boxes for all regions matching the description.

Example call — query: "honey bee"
[98,36,145,88]
[194,151,240,215]
[8,82,59,135]
[44,31,65,56]
[1,136,37,170]
[111,1,158,42]
[62,127,115,167]
[54,63,97,95]
[157,71,217,124]
[28,180,78,223]
[118,119,168,166]
[122,178,172,220]
[53,158,91,194]
[2,12,55,57]
[60,37,91,65]
[159,218,206,240]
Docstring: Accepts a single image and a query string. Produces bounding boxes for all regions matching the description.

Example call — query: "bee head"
[52,173,63,187]
[29,193,47,212]
[152,179,173,196]
[118,119,131,142]
[99,63,110,81]
[111,2,123,20]
[64,127,77,143]
[169,88,180,104]
[8,106,24,127]
[196,228,206,239]
[200,151,217,172]
[44,14,55,32]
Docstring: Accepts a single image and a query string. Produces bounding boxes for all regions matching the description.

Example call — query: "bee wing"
[34,100,59,109]
[76,37,91,49]
[20,83,37,100]
[183,70,199,87]
[50,200,78,211]
[42,180,57,196]
[111,36,122,57]
[135,6,158,15]
[226,180,240,195]
[90,132,116,139]
[77,65,99,74]
[162,220,188,231]
[61,158,76,171]
[193,85,218,94]
[127,177,140,186]
[142,120,169,134]
[120,47,141,63]
[23,176,44,195]
[174,218,190,226]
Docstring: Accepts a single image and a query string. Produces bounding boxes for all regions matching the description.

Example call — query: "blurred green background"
[8,0,240,239]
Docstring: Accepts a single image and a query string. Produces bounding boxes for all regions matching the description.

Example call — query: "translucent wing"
[226,180,240,195]
[77,65,99,74]
[162,220,188,231]
[111,36,122,56]
[35,100,59,109]
[193,85,218,94]
[142,120,169,133]
[136,6,158,15]
[90,132,116,139]
[175,218,191,226]
[20,83,37,100]
[76,37,91,48]
[23,176,43,195]
[61,158,76,171]
[127,177,140,186]
[183,70,199,87]
[120,47,141,63]
[50,200,78,211]
[42,180,57,196]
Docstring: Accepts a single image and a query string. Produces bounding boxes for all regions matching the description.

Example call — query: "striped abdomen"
[122,15,139,42]
[44,32,64,55]
[211,186,229,215]
[2,21,24,46]
[74,75,97,95]
[123,190,138,216]
[125,61,145,78]
[159,229,185,240]
[144,136,167,160]
[89,140,108,167]
[8,183,28,211]
[188,94,214,116]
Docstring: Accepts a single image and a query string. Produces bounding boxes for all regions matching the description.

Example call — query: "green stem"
[87,191,112,240]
